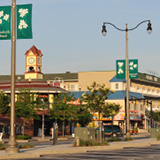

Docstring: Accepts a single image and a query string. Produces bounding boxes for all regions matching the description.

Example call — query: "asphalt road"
[15,145,160,160]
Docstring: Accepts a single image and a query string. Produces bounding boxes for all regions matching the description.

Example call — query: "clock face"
[28,57,35,64]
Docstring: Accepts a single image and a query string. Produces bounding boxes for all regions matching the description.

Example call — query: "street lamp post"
[102,20,152,137]
[5,0,19,153]
[41,99,45,139]
[48,81,50,109]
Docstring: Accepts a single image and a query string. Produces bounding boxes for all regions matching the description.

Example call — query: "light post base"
[5,146,19,153]
[126,132,131,138]
[5,138,19,153]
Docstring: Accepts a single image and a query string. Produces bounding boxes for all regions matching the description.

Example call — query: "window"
[140,104,143,111]
[16,125,19,135]
[71,85,75,91]
[115,83,119,89]
[2,126,5,134]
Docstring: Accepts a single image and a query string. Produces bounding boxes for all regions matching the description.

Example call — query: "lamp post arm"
[127,20,150,31]
[103,22,125,32]
[104,20,150,32]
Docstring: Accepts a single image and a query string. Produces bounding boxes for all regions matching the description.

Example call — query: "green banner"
[129,59,138,79]
[0,6,11,40]
[116,60,126,79]
[17,4,32,39]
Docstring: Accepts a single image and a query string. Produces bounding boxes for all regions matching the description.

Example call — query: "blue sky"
[0,0,160,76]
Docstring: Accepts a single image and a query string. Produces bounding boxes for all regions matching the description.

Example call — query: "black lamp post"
[101,20,152,137]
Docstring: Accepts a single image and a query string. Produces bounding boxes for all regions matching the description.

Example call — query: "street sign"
[129,59,138,79]
[116,60,126,79]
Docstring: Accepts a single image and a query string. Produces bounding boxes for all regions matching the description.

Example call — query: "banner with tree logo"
[0,6,11,40]
[17,4,32,39]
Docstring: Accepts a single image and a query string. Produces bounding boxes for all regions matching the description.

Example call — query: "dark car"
[103,125,122,137]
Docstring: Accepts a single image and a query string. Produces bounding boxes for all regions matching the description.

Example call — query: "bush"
[0,143,6,150]
[108,137,122,142]
[18,143,34,149]
[73,139,108,147]
[157,134,160,140]
[16,135,32,140]
[125,137,133,141]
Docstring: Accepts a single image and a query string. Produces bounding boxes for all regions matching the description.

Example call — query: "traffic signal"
[132,97,135,104]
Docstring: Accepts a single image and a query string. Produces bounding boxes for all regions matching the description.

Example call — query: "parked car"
[103,125,122,137]
[96,125,122,137]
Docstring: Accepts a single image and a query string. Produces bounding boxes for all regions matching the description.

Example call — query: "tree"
[83,82,115,141]
[15,88,40,136]
[49,92,77,137]
[103,103,121,123]
[76,105,93,127]
[0,91,10,116]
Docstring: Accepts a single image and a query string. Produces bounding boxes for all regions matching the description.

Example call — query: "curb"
[0,153,40,160]
[1,140,160,159]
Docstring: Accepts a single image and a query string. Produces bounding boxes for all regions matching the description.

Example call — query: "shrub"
[108,137,122,142]
[18,143,34,149]
[73,139,108,147]
[125,137,133,141]
[157,134,160,140]
[0,143,6,150]
[16,135,32,140]
[102,140,108,145]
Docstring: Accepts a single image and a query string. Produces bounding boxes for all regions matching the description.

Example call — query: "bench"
[0,132,3,141]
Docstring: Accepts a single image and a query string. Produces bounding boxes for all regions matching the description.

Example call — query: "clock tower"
[24,45,43,79]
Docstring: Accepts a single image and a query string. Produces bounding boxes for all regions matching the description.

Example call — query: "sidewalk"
[0,132,160,160]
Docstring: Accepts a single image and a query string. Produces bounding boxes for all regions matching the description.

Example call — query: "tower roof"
[25,45,43,56]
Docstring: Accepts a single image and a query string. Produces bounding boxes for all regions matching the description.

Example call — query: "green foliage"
[73,139,108,146]
[76,105,93,127]
[125,137,133,141]
[157,134,160,140]
[101,140,108,145]
[83,82,113,113]
[18,143,34,149]
[16,135,32,140]
[0,143,6,150]
[15,87,40,135]
[108,137,122,142]
[0,91,10,116]
[49,92,78,136]
[103,103,121,118]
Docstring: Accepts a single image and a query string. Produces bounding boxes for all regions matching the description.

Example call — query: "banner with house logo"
[17,4,32,39]
[0,6,11,40]
[129,59,138,79]
[116,60,126,79]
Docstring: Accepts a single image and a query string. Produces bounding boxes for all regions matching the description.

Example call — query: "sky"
[0,0,160,77]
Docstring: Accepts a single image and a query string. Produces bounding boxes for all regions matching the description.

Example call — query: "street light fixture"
[101,20,152,137]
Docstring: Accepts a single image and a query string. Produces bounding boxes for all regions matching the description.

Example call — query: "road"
[16,145,160,160]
